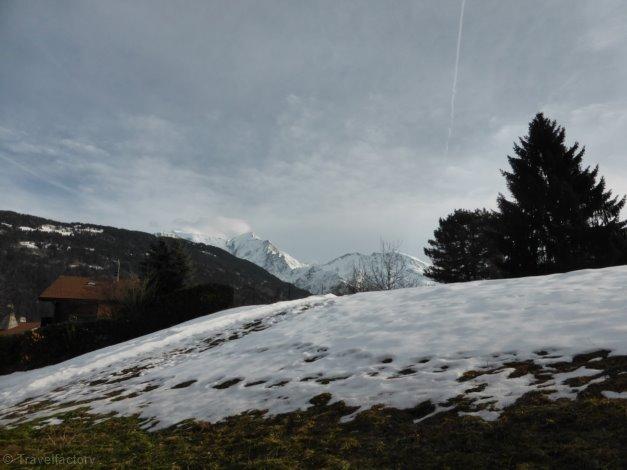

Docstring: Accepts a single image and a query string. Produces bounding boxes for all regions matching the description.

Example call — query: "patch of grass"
[171,380,197,389]
[244,380,267,387]
[2,353,625,467]
[459,350,626,387]
[1,392,626,469]
[213,378,242,389]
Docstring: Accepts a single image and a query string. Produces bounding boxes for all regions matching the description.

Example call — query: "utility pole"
[116,258,120,282]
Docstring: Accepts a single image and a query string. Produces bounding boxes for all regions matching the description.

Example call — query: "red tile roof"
[0,321,40,336]
[39,276,137,302]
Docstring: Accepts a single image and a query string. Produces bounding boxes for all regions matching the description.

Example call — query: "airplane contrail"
[445,0,467,156]
[0,153,79,195]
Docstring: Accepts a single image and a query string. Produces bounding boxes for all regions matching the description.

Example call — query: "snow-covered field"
[1,266,626,430]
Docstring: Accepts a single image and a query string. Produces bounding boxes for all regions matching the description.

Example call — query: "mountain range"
[159,230,434,294]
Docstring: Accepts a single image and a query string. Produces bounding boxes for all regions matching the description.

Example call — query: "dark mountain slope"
[0,210,309,320]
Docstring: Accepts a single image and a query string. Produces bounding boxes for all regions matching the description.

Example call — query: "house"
[38,276,137,323]
[0,310,40,336]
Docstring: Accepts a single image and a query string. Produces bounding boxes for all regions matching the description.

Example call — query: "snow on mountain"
[156,230,229,250]
[10,222,104,236]
[2,266,626,429]
[227,232,306,274]
[161,230,433,293]
[320,251,430,283]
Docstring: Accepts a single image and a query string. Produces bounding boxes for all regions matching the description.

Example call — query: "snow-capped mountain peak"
[155,230,229,250]
[161,229,433,293]
[226,231,305,275]
[229,231,259,242]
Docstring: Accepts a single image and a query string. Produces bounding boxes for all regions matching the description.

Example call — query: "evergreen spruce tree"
[140,238,191,296]
[497,113,627,276]
[424,209,501,283]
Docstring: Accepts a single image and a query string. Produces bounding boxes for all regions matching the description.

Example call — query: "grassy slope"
[1,395,625,469]
[2,355,626,469]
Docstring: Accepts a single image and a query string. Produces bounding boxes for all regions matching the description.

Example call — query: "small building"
[0,311,40,336]
[39,276,136,323]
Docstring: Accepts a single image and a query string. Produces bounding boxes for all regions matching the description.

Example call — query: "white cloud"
[118,114,188,157]
[171,216,251,239]
[4,1,627,261]
[60,139,109,157]
[0,126,22,140]
[582,15,627,51]
[3,141,61,157]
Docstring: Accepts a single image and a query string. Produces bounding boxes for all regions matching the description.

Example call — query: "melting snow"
[75,226,104,234]
[39,224,73,236]
[14,224,103,236]
[18,241,38,249]
[1,266,626,429]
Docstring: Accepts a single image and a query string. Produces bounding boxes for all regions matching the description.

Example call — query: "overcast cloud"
[2,0,627,262]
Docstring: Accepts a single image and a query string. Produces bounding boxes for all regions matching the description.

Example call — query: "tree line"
[424,113,627,282]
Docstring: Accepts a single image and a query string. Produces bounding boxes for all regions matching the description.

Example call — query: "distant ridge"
[162,230,434,294]
[0,210,309,321]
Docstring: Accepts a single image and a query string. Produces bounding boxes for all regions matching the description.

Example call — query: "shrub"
[0,283,234,375]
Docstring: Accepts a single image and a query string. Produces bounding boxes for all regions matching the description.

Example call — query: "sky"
[2,0,627,263]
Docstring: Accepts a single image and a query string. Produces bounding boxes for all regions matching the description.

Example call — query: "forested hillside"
[0,211,309,321]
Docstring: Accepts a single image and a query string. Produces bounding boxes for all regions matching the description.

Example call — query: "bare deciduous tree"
[345,240,415,293]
